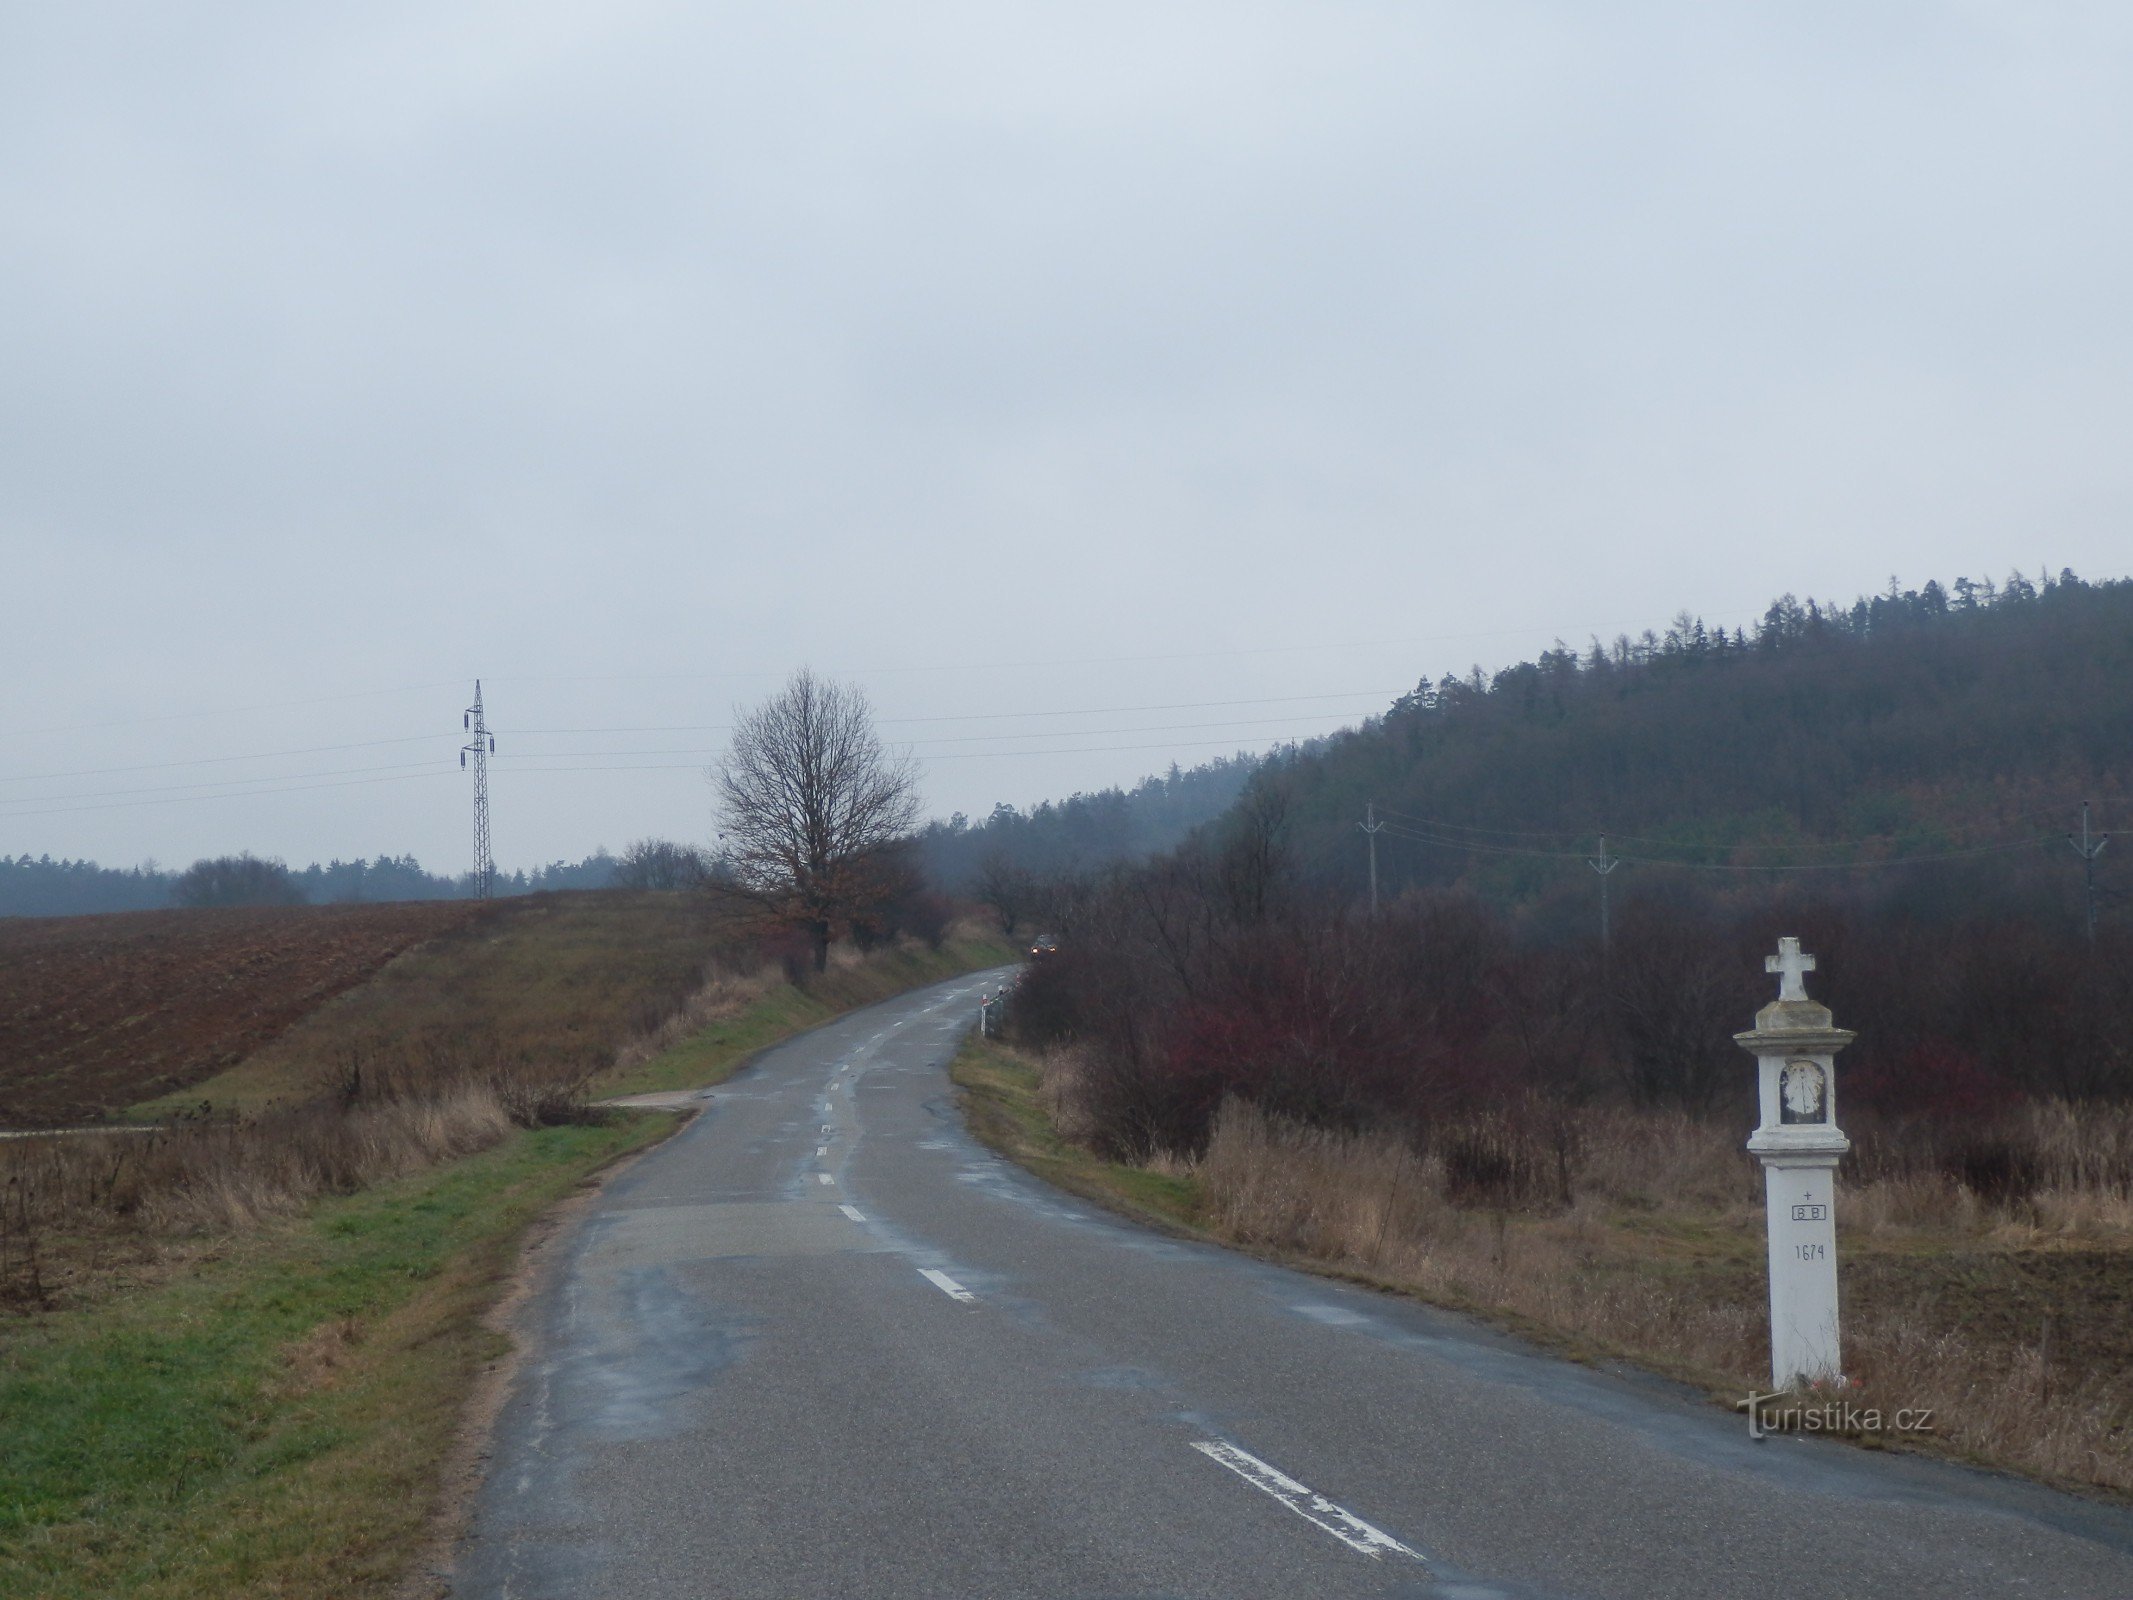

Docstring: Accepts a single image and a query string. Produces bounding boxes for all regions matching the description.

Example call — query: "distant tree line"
[0,847,628,918]
[917,757,1258,905]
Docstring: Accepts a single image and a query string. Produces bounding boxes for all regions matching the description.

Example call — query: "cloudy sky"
[4,2,2129,874]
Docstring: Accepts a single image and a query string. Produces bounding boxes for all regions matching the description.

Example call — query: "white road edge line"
[839,1204,866,1222]
[918,1268,976,1303]
[1190,1441,1423,1563]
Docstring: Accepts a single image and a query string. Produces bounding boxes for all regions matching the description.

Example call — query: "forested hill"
[1259,570,2132,907]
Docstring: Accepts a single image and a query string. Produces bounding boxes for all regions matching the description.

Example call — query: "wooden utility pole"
[1587,835,1620,956]
[1359,802,1385,915]
[2069,801,2109,947]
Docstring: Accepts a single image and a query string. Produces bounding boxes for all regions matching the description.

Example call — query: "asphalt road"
[455,970,2133,1599]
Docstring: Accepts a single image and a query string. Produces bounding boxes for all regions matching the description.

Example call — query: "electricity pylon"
[462,681,496,899]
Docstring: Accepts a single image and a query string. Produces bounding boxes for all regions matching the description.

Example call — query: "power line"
[0,733,1314,820]
[501,734,1303,773]
[0,769,456,820]
[0,680,464,740]
[0,586,1792,741]
[1,691,1394,789]
[490,710,1374,762]
[0,758,448,809]
[1373,819,2051,872]
[509,691,1390,738]
[0,737,448,788]
[1372,802,2068,856]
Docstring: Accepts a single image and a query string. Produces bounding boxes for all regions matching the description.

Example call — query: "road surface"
[455,970,2133,1598]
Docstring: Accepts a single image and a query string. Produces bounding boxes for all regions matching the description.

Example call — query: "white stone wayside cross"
[1737,938,1856,1390]
[1766,936,1816,1002]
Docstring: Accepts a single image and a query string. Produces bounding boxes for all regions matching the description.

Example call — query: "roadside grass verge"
[0,1114,667,1600]
[953,1035,2133,1498]
[599,934,1014,1100]
[949,1036,1198,1227]
[1,929,1016,1597]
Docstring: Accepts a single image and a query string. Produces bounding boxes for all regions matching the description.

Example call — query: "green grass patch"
[0,1114,667,1600]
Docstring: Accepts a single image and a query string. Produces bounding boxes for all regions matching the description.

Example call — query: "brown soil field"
[0,901,489,1126]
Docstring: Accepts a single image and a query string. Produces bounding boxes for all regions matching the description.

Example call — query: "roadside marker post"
[1737,937,1856,1391]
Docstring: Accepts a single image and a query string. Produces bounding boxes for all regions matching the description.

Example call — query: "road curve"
[454,970,2133,1599]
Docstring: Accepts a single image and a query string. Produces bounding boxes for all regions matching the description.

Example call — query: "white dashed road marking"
[918,1268,976,1303]
[839,1204,866,1222]
[817,1173,834,1186]
[1191,1441,1423,1563]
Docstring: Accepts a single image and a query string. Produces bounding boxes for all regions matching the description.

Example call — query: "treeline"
[916,756,1257,893]
[0,849,625,918]
[1270,569,2131,906]
[1004,568,2133,1156]
[1009,814,2133,1159]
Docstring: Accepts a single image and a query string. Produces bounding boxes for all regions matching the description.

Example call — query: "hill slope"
[1259,571,2131,913]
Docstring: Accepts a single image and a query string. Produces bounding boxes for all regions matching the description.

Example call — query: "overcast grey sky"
[4,2,2129,874]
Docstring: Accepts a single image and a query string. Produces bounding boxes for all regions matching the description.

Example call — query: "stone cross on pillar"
[1736,938,1856,1390]
[1766,937,1816,1002]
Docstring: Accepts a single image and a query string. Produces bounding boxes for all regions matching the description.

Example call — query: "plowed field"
[0,902,487,1126]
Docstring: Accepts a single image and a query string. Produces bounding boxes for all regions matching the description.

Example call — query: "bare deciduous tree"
[714,669,921,971]
[614,838,712,891]
[972,851,1035,938]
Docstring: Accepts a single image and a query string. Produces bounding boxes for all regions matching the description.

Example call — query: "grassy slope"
[0,1116,667,1600]
[2,931,1015,1597]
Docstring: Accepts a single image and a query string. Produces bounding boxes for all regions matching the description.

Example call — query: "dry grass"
[1022,1046,2133,1495]
[129,891,745,1121]
[0,1061,594,1312]
[606,958,784,1077]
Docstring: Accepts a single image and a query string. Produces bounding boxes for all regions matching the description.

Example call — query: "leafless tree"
[973,852,1035,938]
[614,838,712,891]
[714,669,922,971]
